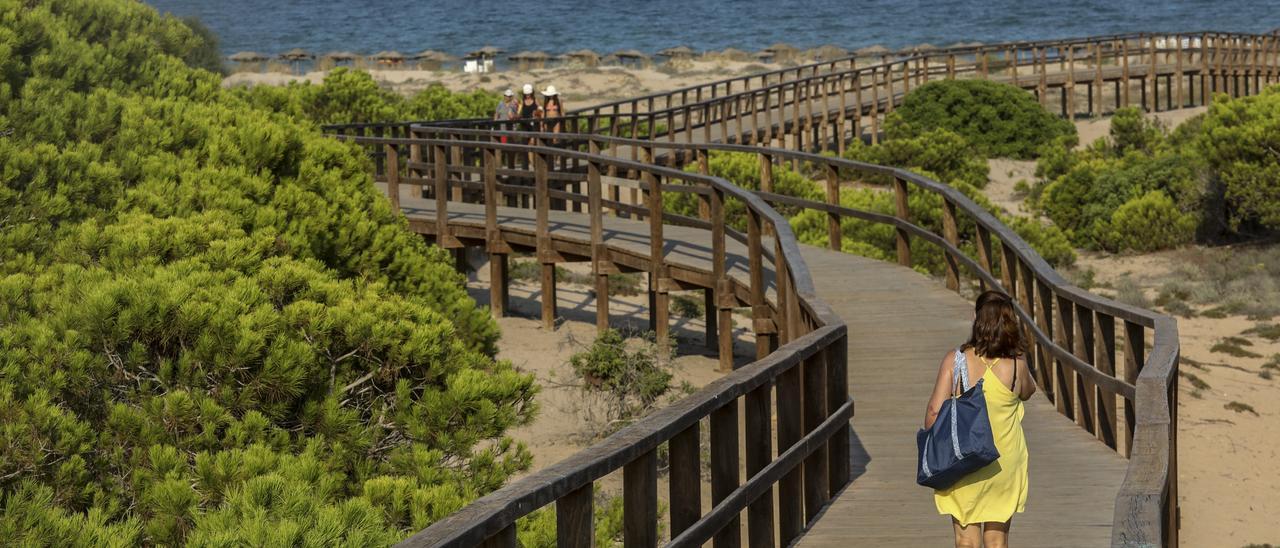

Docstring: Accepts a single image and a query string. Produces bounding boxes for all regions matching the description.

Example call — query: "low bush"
[1100,191,1197,252]
[888,79,1077,159]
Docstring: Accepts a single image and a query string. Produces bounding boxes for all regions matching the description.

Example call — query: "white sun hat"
[541,85,558,96]
[503,88,514,96]
[521,83,534,94]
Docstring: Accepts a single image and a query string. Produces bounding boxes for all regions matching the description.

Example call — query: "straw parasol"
[323,51,360,62]
[372,51,406,67]
[808,44,849,60]
[508,50,552,69]
[411,50,456,70]
[713,47,751,62]
[467,46,504,59]
[754,50,776,62]
[764,42,799,62]
[564,49,601,66]
[854,44,890,56]
[228,51,269,63]
[279,48,314,61]
[907,43,939,53]
[658,45,698,58]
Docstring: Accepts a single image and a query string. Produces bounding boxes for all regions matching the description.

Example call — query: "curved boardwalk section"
[310,30,1280,547]
[796,245,1129,546]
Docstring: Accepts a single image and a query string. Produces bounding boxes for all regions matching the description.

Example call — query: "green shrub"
[0,1,531,543]
[1101,191,1197,252]
[841,127,989,188]
[569,330,674,427]
[1195,88,1280,233]
[887,79,1076,159]
[668,151,821,231]
[1108,107,1165,155]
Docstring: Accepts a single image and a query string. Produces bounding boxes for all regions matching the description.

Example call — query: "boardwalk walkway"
[386,183,1130,545]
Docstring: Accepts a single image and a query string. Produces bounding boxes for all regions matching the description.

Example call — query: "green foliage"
[888,79,1076,159]
[178,17,226,75]
[1195,88,1280,233]
[1108,107,1165,155]
[668,151,821,231]
[569,330,675,426]
[1101,191,1197,252]
[0,0,533,543]
[841,127,989,188]
[231,69,499,127]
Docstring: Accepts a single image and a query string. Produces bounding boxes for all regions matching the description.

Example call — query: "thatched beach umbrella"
[323,51,360,62]
[564,49,601,66]
[809,44,849,61]
[753,50,776,63]
[764,42,799,62]
[854,45,889,56]
[228,51,269,71]
[508,50,552,69]
[279,48,314,61]
[467,46,504,59]
[712,47,751,62]
[610,49,649,67]
[229,51,268,63]
[658,45,697,58]
[373,51,406,67]
[411,50,456,70]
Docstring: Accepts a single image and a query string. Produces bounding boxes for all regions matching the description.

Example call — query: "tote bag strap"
[952,349,970,397]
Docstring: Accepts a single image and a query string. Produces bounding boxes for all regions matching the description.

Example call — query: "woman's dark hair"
[543,95,562,112]
[963,290,1023,359]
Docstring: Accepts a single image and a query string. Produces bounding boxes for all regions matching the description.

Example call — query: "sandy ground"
[224,58,789,106]
[984,107,1274,547]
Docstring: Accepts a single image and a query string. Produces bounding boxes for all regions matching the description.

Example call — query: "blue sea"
[146,0,1280,60]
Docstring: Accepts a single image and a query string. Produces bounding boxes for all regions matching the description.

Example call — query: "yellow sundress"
[934,353,1029,526]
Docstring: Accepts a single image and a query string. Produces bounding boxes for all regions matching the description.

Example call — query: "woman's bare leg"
[982,520,1011,548]
[952,518,982,548]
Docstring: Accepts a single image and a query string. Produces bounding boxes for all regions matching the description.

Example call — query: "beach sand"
[223,58,789,107]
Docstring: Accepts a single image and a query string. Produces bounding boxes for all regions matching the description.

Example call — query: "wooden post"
[1121,39,1131,107]
[1121,320,1144,457]
[942,198,960,291]
[869,67,880,144]
[623,449,658,548]
[1094,43,1105,117]
[1175,36,1185,108]
[893,175,910,267]
[1052,292,1076,420]
[803,351,829,523]
[712,187,733,372]
[747,209,772,360]
[745,383,775,547]
[385,143,400,213]
[1201,34,1211,104]
[776,364,803,545]
[669,424,701,538]
[556,484,593,548]
[825,337,851,496]
[1072,301,1097,434]
[710,402,740,548]
[588,154,609,334]
[975,225,994,291]
[642,148,668,345]
[483,148,508,318]
[479,524,516,548]
[1148,34,1158,112]
[1066,44,1076,120]
[535,152,556,330]
[826,165,841,251]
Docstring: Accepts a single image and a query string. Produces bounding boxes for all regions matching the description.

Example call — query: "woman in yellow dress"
[924,291,1036,548]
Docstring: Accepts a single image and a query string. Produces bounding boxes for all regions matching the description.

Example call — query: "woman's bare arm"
[1015,356,1036,401]
[924,351,955,429]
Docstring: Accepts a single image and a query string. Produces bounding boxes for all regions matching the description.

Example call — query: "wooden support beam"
[624,449,658,548]
[556,483,593,548]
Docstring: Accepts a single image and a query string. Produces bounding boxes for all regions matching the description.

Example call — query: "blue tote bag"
[916,350,1000,490]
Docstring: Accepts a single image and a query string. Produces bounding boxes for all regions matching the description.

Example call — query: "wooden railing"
[316,28,1280,547]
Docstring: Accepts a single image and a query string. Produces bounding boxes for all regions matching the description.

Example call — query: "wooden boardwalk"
[387,184,1130,546]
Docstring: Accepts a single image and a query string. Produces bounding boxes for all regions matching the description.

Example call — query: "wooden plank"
[624,450,658,547]
[556,483,593,548]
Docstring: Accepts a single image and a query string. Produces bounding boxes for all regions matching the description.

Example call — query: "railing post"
[745,382,775,548]
[624,449,658,548]
[479,524,517,548]
[535,151,557,330]
[747,208,774,360]
[893,175,911,267]
[642,147,668,346]
[385,143,400,213]
[975,224,994,291]
[587,152,609,334]
[777,360,803,545]
[826,165,841,251]
[941,198,960,291]
[710,402,740,548]
[803,350,830,524]
[1052,292,1077,421]
[712,187,733,372]
[1072,301,1098,434]
[483,148,508,318]
[1121,320,1144,457]
[669,424,701,538]
[826,336,851,496]
[557,483,593,548]
[869,66,880,144]
[1094,42,1105,117]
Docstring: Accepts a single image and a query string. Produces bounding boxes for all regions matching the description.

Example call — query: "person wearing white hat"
[517,83,542,133]
[541,85,564,134]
